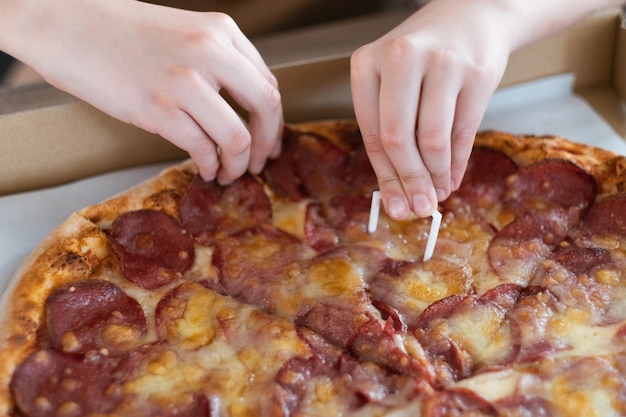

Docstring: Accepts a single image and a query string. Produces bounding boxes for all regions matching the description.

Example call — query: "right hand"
[23,0,284,184]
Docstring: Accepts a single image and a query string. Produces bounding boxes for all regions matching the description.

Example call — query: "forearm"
[0,0,131,87]
[499,0,625,50]
[0,0,60,67]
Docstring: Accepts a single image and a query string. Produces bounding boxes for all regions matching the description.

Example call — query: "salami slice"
[580,193,626,238]
[179,174,272,245]
[452,146,519,207]
[109,209,195,289]
[10,349,120,417]
[45,280,147,355]
[488,210,576,282]
[304,195,371,251]
[505,159,597,212]
[294,133,349,200]
[212,225,309,309]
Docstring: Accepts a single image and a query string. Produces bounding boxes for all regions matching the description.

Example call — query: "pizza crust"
[0,159,198,414]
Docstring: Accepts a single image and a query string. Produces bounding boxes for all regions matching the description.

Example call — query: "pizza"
[1,119,626,417]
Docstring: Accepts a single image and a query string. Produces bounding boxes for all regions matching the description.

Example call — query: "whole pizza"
[1,120,626,417]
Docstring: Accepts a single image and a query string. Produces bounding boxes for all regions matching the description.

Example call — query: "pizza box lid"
[0,6,624,196]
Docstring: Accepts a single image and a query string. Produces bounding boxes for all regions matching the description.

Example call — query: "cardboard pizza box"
[0,6,624,196]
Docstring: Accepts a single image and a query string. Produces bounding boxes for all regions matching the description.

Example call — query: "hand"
[350,0,512,219]
[21,0,284,184]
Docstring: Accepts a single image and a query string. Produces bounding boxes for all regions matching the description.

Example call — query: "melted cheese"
[121,285,308,415]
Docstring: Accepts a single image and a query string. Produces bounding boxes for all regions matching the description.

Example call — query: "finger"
[212,49,284,175]
[154,109,220,182]
[415,63,459,203]
[450,77,498,190]
[182,76,252,185]
[377,56,437,218]
[351,49,410,221]
[229,29,279,88]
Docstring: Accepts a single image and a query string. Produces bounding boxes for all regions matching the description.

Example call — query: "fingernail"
[436,188,447,201]
[387,197,409,220]
[412,194,434,217]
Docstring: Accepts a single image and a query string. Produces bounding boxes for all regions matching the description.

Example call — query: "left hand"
[350,0,512,219]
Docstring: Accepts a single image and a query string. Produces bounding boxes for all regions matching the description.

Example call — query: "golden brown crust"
[0,160,198,415]
[474,130,626,196]
[0,120,625,415]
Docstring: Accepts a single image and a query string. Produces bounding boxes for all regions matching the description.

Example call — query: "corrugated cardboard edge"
[0,102,188,195]
[573,10,626,140]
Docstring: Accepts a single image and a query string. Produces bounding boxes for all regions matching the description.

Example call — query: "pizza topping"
[348,314,432,381]
[580,192,626,237]
[423,388,498,417]
[304,195,371,250]
[109,209,195,289]
[451,146,518,208]
[9,124,626,417]
[263,129,305,201]
[504,159,597,213]
[179,174,272,245]
[294,133,349,201]
[45,280,147,355]
[553,243,613,276]
[10,349,120,417]
[488,210,576,283]
[212,225,311,312]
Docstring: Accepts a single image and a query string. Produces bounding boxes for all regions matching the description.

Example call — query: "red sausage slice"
[109,209,195,289]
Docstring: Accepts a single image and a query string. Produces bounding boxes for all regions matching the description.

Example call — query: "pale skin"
[351,0,626,219]
[1,0,624,217]
[0,0,283,185]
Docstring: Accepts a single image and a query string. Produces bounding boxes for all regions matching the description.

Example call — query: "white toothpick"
[368,191,381,233]
[423,209,442,262]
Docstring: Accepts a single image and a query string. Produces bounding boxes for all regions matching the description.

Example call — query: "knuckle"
[380,129,411,151]
[261,81,282,112]
[361,131,385,153]
[350,45,372,70]
[378,172,403,188]
[204,12,237,30]
[400,170,430,186]
[418,130,447,153]
[386,36,419,61]
[451,127,476,147]
[225,128,252,156]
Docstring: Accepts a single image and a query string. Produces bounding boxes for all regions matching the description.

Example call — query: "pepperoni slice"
[10,349,119,417]
[580,193,626,238]
[452,146,519,207]
[415,285,524,381]
[46,280,147,355]
[294,133,349,200]
[505,286,569,363]
[505,159,597,211]
[345,144,378,196]
[424,388,498,417]
[212,225,308,307]
[348,315,433,381]
[554,243,612,275]
[304,195,371,251]
[109,209,195,289]
[295,301,365,349]
[263,129,305,201]
[488,210,575,282]
[337,354,407,406]
[179,174,272,245]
